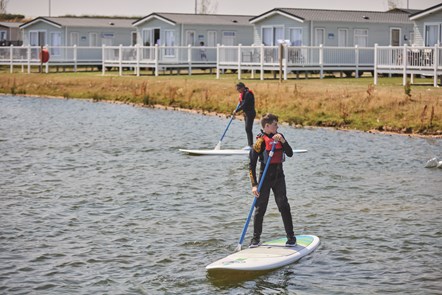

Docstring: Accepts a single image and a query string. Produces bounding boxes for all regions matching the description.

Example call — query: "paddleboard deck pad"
[179,149,307,156]
[206,235,319,271]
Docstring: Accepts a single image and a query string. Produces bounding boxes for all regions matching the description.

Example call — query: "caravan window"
[262,26,284,46]
[29,31,46,46]
[164,30,175,56]
[70,32,79,46]
[289,28,302,46]
[89,32,98,47]
[50,32,61,56]
[424,24,441,46]
[354,29,368,47]
[0,30,6,41]
[186,31,196,46]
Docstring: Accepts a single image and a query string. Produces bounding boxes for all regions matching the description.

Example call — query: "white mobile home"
[19,17,136,64]
[409,3,442,46]
[133,12,254,46]
[132,13,254,63]
[249,8,415,47]
[0,22,23,46]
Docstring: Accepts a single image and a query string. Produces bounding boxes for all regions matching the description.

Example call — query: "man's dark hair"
[236,82,246,89]
[261,113,278,128]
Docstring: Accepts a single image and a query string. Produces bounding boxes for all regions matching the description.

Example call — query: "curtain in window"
[164,30,175,56]
[50,32,61,56]
[186,31,195,46]
[290,28,302,46]
[262,27,272,45]
[274,27,283,44]
[425,25,438,46]
[354,29,368,47]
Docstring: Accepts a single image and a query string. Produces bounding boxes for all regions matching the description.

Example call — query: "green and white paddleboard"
[206,235,320,271]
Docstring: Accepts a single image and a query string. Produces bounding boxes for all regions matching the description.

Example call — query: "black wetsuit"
[249,132,294,240]
[237,88,256,147]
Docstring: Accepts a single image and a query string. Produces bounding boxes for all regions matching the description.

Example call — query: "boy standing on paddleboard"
[234,82,256,147]
[248,113,296,248]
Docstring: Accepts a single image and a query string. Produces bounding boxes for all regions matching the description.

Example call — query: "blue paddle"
[214,102,240,150]
[235,140,277,251]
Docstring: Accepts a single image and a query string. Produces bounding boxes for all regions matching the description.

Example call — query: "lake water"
[0,95,441,294]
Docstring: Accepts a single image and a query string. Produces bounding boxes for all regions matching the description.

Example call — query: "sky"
[6,0,441,18]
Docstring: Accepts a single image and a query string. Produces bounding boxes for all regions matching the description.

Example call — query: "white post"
[27,45,31,74]
[237,44,242,80]
[260,44,264,80]
[154,44,159,76]
[188,44,192,76]
[73,45,77,72]
[319,44,323,79]
[118,44,122,76]
[402,44,407,86]
[434,44,439,87]
[9,45,13,73]
[283,44,288,80]
[135,43,140,77]
[102,45,106,75]
[216,44,220,79]
[355,45,359,78]
[374,44,378,85]
[45,45,49,73]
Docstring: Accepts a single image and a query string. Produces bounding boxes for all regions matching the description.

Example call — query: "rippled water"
[0,95,441,294]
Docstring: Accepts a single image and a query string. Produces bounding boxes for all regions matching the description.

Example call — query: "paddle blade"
[234,243,242,252]
[214,141,222,150]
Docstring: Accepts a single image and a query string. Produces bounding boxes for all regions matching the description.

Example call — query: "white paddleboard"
[206,235,320,271]
[179,149,308,156]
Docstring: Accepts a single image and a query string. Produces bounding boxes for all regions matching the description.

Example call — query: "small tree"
[197,0,218,14]
[387,0,401,9]
[0,0,9,14]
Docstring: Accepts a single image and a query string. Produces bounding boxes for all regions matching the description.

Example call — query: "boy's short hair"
[261,113,278,128]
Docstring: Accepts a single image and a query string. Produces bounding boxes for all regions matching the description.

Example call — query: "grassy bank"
[1,70,441,136]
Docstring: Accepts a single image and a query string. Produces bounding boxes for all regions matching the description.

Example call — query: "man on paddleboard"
[234,82,256,147]
[248,113,296,248]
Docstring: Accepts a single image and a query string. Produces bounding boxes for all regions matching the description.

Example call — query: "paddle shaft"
[217,103,240,145]
[237,141,277,247]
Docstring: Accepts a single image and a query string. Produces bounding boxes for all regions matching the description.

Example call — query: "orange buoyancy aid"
[262,134,285,164]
